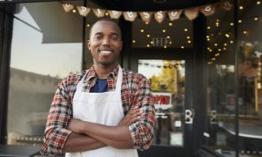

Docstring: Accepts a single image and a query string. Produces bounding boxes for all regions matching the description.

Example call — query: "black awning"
[1,0,220,11]
[88,0,220,11]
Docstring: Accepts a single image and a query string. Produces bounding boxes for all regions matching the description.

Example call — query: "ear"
[87,40,91,51]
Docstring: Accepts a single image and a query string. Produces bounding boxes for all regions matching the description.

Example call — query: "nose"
[102,37,110,46]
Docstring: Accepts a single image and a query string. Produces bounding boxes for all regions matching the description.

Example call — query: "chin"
[99,62,116,66]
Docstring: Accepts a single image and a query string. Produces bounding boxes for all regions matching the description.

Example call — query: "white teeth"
[100,50,112,54]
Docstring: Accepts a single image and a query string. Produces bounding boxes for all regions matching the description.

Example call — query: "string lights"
[62,1,261,61]
[207,0,261,64]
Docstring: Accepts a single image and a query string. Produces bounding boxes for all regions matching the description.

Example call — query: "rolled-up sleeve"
[41,80,73,155]
[128,75,156,150]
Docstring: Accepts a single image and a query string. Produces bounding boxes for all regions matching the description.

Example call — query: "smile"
[100,50,113,55]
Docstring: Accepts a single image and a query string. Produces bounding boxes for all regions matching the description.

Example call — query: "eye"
[111,34,119,41]
[94,34,103,40]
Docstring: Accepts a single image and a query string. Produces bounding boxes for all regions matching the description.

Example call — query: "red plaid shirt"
[41,65,155,155]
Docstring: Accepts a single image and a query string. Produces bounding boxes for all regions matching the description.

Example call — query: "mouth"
[99,50,113,55]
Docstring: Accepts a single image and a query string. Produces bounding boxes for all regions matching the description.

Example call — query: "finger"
[128,115,142,124]
[128,109,140,115]
[127,112,142,122]
[130,105,139,110]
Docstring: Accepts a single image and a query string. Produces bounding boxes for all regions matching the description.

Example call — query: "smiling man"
[41,19,156,157]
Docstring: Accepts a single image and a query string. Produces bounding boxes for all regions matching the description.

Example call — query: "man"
[41,19,155,157]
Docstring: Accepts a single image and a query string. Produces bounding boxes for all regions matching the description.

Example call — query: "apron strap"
[115,66,123,93]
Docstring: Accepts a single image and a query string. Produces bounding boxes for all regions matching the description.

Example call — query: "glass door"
[127,51,193,157]
[138,59,185,147]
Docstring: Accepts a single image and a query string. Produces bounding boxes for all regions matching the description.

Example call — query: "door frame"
[0,4,15,144]
[119,14,208,157]
[125,48,194,157]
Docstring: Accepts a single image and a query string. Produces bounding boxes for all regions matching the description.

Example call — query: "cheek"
[89,45,99,52]
[89,41,100,48]
[114,43,122,50]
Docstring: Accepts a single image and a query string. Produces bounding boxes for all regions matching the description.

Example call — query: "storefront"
[0,0,261,157]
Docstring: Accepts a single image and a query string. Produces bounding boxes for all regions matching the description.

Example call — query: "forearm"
[63,132,106,152]
[81,122,133,149]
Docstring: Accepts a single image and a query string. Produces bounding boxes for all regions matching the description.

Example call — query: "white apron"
[65,67,138,157]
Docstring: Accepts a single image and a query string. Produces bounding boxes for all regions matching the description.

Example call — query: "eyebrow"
[93,32,120,37]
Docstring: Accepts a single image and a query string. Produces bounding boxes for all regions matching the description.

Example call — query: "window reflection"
[207,63,236,152]
[205,3,237,154]
[237,41,262,156]
[238,42,261,116]
[138,59,185,146]
[7,2,82,145]
[206,0,262,155]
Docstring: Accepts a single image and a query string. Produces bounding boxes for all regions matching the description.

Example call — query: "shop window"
[206,0,262,157]
[7,2,82,145]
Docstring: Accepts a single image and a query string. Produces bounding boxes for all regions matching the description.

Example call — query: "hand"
[68,119,86,134]
[119,108,142,126]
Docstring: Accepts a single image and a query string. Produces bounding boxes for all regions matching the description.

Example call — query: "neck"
[93,63,118,79]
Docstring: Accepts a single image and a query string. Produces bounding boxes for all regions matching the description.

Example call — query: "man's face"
[88,20,122,66]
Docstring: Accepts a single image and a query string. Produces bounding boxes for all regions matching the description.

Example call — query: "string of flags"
[61,1,233,23]
[138,61,185,69]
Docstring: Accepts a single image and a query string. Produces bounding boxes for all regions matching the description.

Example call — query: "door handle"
[210,110,217,124]
[185,109,193,124]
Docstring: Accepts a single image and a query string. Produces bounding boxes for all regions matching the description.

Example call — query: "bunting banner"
[62,3,74,12]
[154,11,166,23]
[139,12,153,23]
[184,7,199,21]
[77,6,90,17]
[168,10,182,21]
[200,5,215,16]
[61,1,233,23]
[108,10,122,19]
[138,62,184,69]
[93,9,106,18]
[123,11,138,21]
[222,1,233,11]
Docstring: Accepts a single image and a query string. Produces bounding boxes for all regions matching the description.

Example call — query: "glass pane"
[206,1,262,157]
[205,1,237,156]
[7,2,82,146]
[237,41,262,157]
[207,64,236,155]
[138,59,185,146]
[236,0,262,155]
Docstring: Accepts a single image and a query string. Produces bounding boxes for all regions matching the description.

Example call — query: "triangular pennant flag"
[93,9,105,18]
[123,11,137,21]
[168,10,182,21]
[77,6,90,17]
[108,10,122,19]
[139,12,153,23]
[184,7,199,21]
[154,11,165,23]
[200,5,215,16]
[62,3,74,13]
[223,1,233,11]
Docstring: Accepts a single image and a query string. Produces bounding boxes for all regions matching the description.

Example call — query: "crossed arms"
[63,108,141,152]
[41,74,155,155]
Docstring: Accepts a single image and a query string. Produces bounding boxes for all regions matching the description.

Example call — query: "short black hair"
[89,18,122,39]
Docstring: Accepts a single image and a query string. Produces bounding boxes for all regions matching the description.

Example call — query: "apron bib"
[65,67,138,157]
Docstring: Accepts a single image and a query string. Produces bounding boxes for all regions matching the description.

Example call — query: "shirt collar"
[85,65,119,81]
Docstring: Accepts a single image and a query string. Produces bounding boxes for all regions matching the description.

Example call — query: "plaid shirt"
[41,65,155,155]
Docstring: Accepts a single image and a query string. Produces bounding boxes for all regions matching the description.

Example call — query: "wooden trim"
[191,13,208,154]
[0,4,14,144]
[0,0,79,4]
